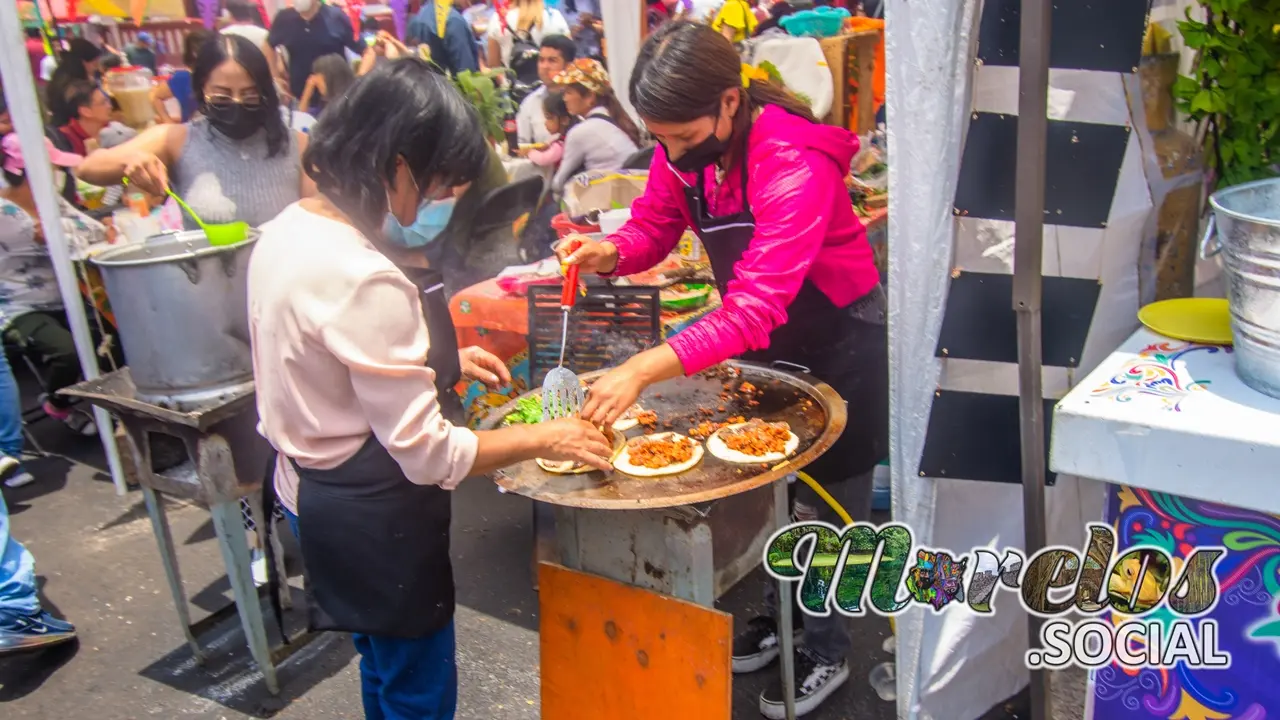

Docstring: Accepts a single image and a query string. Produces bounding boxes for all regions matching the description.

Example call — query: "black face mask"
[204,102,266,141]
[664,128,730,174]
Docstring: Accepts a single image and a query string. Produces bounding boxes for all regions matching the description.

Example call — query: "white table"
[1050,327,1280,720]
[1052,327,1280,515]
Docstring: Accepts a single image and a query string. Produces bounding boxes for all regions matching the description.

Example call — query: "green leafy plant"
[1172,1,1280,188]
[452,70,516,145]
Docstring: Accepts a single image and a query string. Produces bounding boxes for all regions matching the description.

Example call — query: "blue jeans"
[0,483,38,619]
[0,351,35,619]
[282,507,458,719]
[0,350,24,458]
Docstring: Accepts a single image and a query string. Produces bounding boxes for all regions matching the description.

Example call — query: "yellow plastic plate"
[1137,298,1233,345]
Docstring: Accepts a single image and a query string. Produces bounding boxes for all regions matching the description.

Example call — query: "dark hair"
[539,34,576,63]
[542,88,576,131]
[100,53,123,71]
[630,22,815,165]
[192,34,288,157]
[226,0,261,23]
[312,54,355,103]
[303,58,489,240]
[360,15,381,33]
[64,38,103,66]
[63,79,100,119]
[183,28,214,67]
[568,83,640,146]
[26,27,42,40]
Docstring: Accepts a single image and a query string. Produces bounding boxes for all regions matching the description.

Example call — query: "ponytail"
[602,92,643,146]
[744,79,816,124]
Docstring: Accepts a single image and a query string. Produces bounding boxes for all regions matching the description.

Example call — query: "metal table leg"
[142,485,205,664]
[774,477,797,720]
[210,500,280,694]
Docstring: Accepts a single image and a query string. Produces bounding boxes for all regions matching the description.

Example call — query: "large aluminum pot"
[91,229,258,409]
[1201,177,1280,399]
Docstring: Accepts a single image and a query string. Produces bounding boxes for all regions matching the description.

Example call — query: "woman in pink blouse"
[554,22,888,718]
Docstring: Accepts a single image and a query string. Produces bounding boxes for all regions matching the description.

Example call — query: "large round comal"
[1206,178,1280,399]
[91,229,258,409]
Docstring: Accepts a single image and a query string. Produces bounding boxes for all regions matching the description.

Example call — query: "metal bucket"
[1201,177,1280,398]
[91,229,258,409]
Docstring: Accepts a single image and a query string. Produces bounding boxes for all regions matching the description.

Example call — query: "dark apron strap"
[261,450,289,646]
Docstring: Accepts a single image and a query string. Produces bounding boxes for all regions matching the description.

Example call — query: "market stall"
[1051,327,1280,719]
[886,0,1156,715]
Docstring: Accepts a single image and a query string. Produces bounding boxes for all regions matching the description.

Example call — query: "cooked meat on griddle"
[635,410,658,429]
[739,381,757,394]
[723,419,791,456]
[626,436,696,469]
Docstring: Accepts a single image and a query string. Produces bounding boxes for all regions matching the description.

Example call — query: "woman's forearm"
[469,423,555,476]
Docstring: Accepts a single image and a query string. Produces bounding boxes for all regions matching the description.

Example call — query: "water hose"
[784,467,894,633]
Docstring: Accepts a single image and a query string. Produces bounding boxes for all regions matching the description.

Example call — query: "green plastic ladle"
[165,190,249,246]
[121,177,248,246]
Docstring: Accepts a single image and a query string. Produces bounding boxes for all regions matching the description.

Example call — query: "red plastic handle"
[561,239,583,308]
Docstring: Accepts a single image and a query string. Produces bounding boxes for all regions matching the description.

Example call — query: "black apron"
[683,157,889,479]
[265,267,464,640]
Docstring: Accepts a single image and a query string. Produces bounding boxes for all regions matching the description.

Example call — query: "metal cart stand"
[63,368,293,694]
[486,362,848,720]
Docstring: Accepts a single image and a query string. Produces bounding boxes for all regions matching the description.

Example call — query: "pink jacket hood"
[608,105,879,375]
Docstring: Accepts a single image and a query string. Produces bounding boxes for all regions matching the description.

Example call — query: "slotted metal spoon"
[541,240,585,421]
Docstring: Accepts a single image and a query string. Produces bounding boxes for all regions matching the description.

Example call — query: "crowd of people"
[3,3,885,718]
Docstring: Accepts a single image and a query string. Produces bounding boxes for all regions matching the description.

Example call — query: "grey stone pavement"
[0,376,1085,720]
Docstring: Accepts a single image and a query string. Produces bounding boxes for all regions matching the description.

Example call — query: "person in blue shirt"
[153,29,214,123]
[406,0,480,74]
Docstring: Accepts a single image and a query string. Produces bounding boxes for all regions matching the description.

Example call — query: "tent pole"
[1013,0,1052,717]
[0,5,130,496]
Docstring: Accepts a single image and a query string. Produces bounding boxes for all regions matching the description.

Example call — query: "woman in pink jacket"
[556,21,887,719]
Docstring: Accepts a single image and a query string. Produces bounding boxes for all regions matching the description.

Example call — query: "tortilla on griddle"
[612,404,648,432]
[706,420,799,465]
[536,426,624,475]
[613,432,704,478]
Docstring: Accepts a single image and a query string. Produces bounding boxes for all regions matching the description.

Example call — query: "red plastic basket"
[551,213,601,238]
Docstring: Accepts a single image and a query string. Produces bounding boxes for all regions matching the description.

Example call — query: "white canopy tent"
[0,4,128,494]
[599,0,642,124]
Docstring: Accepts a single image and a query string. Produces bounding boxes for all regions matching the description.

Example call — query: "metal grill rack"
[527,285,662,387]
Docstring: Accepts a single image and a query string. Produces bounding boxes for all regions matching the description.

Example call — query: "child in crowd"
[525,90,576,170]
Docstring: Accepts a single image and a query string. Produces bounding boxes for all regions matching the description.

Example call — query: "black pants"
[4,310,122,410]
[5,312,80,410]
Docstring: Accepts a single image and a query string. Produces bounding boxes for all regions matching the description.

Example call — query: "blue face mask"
[383,197,457,248]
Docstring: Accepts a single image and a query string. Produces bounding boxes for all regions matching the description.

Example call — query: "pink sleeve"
[527,141,564,167]
[666,143,838,375]
[606,146,691,277]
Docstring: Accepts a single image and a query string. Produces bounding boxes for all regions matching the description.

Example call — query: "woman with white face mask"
[248,59,610,719]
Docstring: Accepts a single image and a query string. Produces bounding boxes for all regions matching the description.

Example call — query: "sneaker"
[0,455,33,488]
[732,616,804,674]
[759,647,850,719]
[0,610,76,655]
[42,400,97,437]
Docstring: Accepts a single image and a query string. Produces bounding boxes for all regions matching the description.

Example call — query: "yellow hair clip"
[740,63,769,88]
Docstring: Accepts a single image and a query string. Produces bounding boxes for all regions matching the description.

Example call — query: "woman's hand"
[535,418,614,471]
[122,152,169,196]
[554,234,619,275]
[580,345,686,427]
[459,346,512,388]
